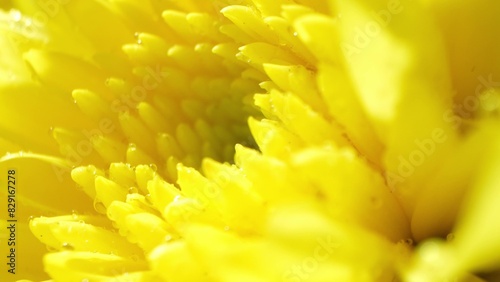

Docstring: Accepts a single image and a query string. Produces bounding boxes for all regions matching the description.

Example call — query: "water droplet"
[446,233,455,242]
[137,39,142,45]
[293,31,298,37]
[93,200,107,214]
[134,32,139,38]
[398,238,414,246]
[130,254,139,261]
[149,163,158,172]
[128,143,137,151]
[119,229,128,237]
[78,220,85,224]
[128,187,139,194]
[107,209,115,220]
[28,216,34,221]
[71,210,78,219]
[62,242,75,250]
[46,245,58,252]
[224,226,230,231]
[145,194,153,205]
[278,39,287,47]
[5,71,16,81]
[9,9,22,22]
[165,235,173,242]
[82,279,90,282]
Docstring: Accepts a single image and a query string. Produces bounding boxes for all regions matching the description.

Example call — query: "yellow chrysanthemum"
[0,0,500,281]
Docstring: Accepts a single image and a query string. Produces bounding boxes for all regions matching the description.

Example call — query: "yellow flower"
[0,0,500,281]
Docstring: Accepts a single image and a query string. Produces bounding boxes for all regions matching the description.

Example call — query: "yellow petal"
[64,0,134,52]
[292,147,410,242]
[149,241,209,281]
[125,213,174,252]
[0,219,48,281]
[202,158,266,233]
[134,164,157,194]
[94,176,127,210]
[0,81,93,155]
[221,5,277,43]
[30,215,140,257]
[24,50,113,100]
[147,176,180,212]
[426,0,500,105]
[255,89,347,148]
[294,14,384,165]
[405,122,500,281]
[43,251,147,281]
[108,163,136,190]
[0,153,93,216]
[248,117,304,158]
[410,120,496,240]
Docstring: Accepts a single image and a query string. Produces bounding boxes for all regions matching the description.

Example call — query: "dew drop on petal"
[128,187,139,194]
[119,229,128,237]
[130,254,139,261]
[398,238,414,246]
[93,200,107,214]
[9,9,22,22]
[149,163,158,172]
[446,233,455,242]
[62,242,75,251]
[145,194,153,205]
